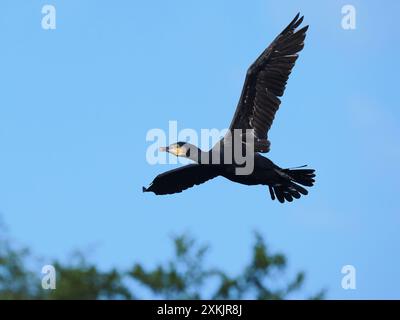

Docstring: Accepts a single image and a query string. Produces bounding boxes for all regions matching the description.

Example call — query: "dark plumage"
[143,14,315,203]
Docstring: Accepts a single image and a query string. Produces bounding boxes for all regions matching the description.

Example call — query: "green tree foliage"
[0,223,324,300]
[130,235,211,299]
[130,233,324,300]
[43,257,133,300]
[0,234,38,299]
[0,226,132,300]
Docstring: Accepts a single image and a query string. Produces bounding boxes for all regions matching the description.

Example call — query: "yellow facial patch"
[170,146,186,157]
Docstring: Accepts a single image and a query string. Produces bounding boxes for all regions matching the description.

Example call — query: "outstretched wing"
[228,13,308,152]
[143,164,219,195]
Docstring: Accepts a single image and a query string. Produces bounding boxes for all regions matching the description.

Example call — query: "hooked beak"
[159,145,186,157]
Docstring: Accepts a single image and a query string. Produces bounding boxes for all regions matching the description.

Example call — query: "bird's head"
[159,142,200,159]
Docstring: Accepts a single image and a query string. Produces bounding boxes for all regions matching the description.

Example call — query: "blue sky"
[1,0,399,299]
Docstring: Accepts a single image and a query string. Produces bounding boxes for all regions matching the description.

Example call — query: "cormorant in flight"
[143,14,315,203]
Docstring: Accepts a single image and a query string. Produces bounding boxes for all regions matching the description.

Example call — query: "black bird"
[143,14,315,203]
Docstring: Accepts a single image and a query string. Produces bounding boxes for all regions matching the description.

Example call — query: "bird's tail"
[268,167,316,203]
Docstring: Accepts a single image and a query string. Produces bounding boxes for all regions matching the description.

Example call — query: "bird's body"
[143,14,316,203]
[221,153,279,186]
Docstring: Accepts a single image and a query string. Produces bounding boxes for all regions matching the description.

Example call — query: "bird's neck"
[187,148,210,164]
